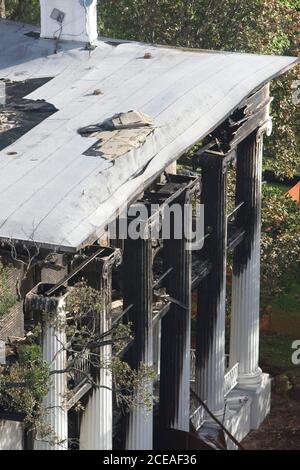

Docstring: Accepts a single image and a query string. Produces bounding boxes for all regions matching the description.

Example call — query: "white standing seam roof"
[0,20,298,252]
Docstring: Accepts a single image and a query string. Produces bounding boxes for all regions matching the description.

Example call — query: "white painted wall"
[0,420,23,450]
[40,0,98,43]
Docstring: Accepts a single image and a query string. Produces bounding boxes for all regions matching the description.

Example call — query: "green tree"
[261,185,300,298]
[0,261,16,318]
[5,0,40,24]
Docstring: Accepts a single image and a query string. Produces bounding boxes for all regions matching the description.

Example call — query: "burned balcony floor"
[0,78,57,151]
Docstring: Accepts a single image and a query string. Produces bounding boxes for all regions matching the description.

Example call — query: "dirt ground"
[242,392,300,450]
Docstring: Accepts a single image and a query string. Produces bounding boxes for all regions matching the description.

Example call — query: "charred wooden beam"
[45,247,105,296]
[191,257,212,290]
[229,104,270,150]
[152,301,171,326]
[189,85,271,165]
[227,224,246,253]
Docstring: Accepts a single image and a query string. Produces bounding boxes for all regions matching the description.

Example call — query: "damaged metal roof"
[0,19,298,251]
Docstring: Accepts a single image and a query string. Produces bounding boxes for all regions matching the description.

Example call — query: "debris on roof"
[78,110,154,159]
[78,110,153,134]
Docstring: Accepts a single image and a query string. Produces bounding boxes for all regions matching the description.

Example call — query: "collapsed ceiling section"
[0,78,57,151]
[78,110,154,160]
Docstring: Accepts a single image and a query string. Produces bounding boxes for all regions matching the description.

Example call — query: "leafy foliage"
[5,0,40,24]
[0,260,16,318]
[0,343,50,425]
[261,184,300,297]
[66,282,156,410]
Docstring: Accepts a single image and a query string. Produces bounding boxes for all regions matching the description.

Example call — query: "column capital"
[71,246,122,279]
[25,282,68,318]
[196,149,236,172]
[99,247,122,279]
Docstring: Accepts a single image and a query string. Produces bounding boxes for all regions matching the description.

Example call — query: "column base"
[197,373,271,449]
[236,372,271,430]
[198,399,251,450]
[224,393,252,449]
[237,367,263,388]
[126,406,153,450]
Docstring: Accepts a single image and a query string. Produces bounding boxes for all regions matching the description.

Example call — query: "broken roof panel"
[0,19,298,251]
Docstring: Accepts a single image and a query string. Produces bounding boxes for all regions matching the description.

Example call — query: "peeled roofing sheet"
[0,19,298,251]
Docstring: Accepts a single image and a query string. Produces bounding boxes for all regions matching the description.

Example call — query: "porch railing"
[68,351,90,388]
[190,348,196,382]
[224,362,239,396]
[190,403,206,431]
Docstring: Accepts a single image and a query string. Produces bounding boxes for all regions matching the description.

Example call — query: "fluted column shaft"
[196,158,227,416]
[230,132,263,386]
[36,297,68,450]
[79,261,113,450]
[159,191,192,432]
[153,320,161,376]
[79,249,121,450]
[123,236,153,450]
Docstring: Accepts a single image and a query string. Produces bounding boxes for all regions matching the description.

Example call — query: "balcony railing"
[190,349,196,382]
[190,404,206,431]
[224,362,239,396]
[68,351,90,388]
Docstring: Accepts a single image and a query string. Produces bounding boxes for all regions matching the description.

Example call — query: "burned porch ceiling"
[0,19,298,252]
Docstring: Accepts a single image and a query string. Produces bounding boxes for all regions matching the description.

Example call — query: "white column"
[196,156,227,417]
[79,326,112,449]
[197,289,226,415]
[123,237,153,450]
[35,297,68,450]
[79,364,112,450]
[230,133,263,387]
[125,382,153,450]
[153,320,161,377]
[79,251,120,450]
[159,191,192,433]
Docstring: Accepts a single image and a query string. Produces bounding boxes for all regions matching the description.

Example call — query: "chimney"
[40,0,98,43]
